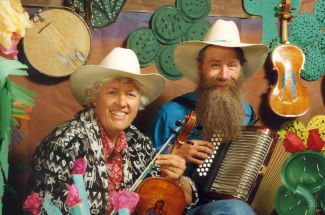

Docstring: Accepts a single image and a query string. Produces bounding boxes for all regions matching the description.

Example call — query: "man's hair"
[197,45,246,65]
[83,77,149,109]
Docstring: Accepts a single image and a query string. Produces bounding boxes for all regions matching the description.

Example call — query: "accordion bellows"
[192,126,278,203]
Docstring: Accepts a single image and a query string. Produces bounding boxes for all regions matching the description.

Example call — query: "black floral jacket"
[26,107,198,214]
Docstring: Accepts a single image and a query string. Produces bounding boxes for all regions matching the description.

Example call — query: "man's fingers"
[187,157,205,165]
[190,140,214,150]
[191,145,214,156]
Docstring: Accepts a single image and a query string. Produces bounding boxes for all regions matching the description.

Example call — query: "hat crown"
[99,47,141,74]
[203,20,241,43]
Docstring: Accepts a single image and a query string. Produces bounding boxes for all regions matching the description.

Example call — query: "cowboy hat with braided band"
[174,19,269,83]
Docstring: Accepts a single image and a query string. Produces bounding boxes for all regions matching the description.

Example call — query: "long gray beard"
[196,78,245,142]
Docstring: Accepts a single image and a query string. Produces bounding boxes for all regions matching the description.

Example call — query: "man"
[147,19,268,214]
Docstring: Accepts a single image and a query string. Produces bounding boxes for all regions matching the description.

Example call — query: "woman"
[25,48,198,214]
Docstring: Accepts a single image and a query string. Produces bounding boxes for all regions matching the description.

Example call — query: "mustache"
[200,78,238,89]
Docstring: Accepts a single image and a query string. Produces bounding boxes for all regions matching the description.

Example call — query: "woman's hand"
[155,154,193,206]
[155,154,186,181]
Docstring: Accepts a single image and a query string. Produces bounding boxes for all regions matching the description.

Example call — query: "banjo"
[23,8,91,77]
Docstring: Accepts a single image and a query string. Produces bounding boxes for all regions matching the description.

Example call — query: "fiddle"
[268,0,310,117]
[134,112,196,215]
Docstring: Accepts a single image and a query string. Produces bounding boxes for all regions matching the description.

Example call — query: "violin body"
[135,177,185,215]
[268,44,310,117]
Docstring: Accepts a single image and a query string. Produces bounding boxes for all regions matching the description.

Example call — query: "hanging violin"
[132,111,196,215]
[268,0,310,117]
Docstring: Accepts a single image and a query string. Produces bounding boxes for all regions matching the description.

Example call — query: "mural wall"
[3,0,324,214]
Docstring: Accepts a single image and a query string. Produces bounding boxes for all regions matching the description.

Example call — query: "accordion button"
[203,172,207,176]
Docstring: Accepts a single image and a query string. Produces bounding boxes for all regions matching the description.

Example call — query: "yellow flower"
[0,0,32,49]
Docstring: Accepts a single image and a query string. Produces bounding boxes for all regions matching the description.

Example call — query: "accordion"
[191,126,278,203]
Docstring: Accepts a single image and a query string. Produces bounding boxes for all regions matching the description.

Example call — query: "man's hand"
[155,154,186,181]
[173,140,214,165]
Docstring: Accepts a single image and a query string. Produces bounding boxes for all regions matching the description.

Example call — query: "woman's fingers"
[155,154,186,179]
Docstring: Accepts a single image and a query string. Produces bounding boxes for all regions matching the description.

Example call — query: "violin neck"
[280,0,291,44]
[169,140,182,154]
[281,19,289,44]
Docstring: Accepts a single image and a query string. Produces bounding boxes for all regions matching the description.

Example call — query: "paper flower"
[283,131,306,153]
[306,129,325,151]
[72,157,87,175]
[0,33,19,60]
[111,190,139,214]
[0,0,31,50]
[12,101,33,126]
[65,183,82,208]
[22,192,42,215]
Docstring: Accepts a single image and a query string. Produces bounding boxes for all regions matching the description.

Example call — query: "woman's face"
[92,79,141,136]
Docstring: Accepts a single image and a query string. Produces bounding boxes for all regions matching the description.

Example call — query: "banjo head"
[23,8,91,77]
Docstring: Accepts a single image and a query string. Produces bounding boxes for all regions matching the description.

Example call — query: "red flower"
[72,157,87,175]
[283,131,306,153]
[306,129,325,151]
[23,193,42,215]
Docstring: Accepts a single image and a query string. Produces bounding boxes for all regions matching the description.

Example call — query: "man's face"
[199,46,242,90]
[92,79,140,136]
[196,46,245,141]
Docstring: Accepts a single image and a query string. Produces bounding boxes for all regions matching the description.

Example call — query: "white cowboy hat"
[70,47,166,105]
[174,19,268,83]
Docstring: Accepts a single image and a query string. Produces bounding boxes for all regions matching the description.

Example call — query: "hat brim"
[174,41,268,83]
[70,65,166,105]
